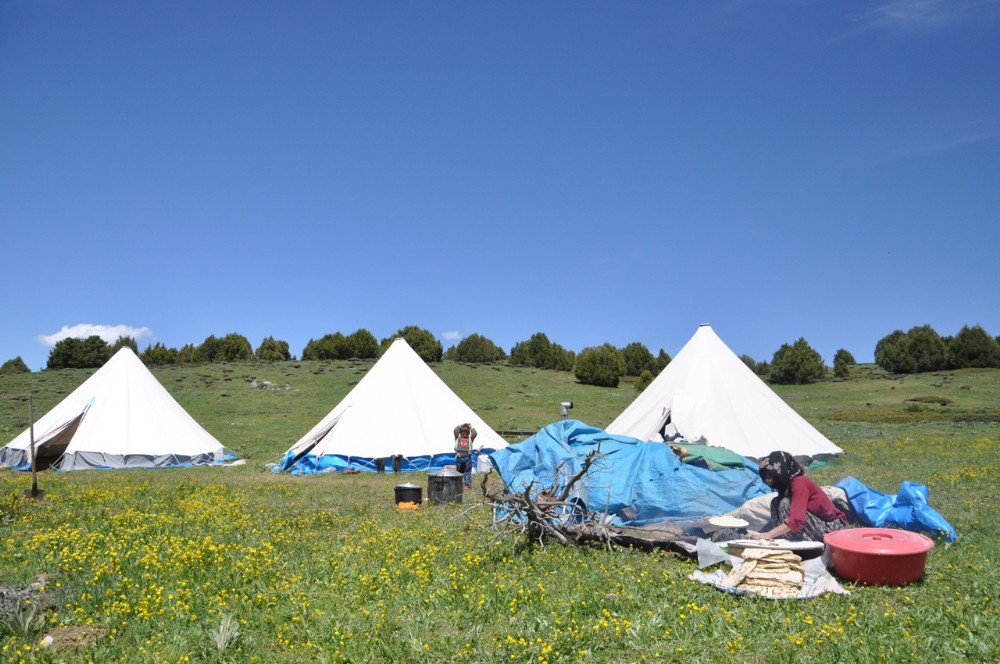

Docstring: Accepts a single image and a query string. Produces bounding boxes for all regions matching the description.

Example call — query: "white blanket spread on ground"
[688,539,849,600]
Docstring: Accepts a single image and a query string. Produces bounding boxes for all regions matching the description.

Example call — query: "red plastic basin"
[824,528,934,586]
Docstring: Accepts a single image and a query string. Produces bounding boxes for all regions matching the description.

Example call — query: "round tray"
[721,539,824,560]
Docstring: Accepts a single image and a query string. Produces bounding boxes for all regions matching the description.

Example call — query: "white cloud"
[37,323,154,348]
[871,131,999,166]
[898,132,998,157]
[442,331,462,341]
[840,0,999,38]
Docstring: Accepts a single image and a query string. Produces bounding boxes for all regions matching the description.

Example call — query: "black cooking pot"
[394,482,422,505]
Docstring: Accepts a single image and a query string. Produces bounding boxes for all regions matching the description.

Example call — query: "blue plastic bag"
[836,476,957,541]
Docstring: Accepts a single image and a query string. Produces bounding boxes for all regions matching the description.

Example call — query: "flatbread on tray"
[708,516,750,529]
[721,561,757,587]
[742,548,801,561]
[742,585,799,599]
[750,570,804,584]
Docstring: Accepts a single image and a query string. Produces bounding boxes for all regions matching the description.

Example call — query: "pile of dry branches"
[473,450,686,552]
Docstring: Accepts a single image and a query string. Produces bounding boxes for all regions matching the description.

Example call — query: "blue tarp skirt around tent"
[488,420,769,526]
[275,449,497,475]
[0,449,238,472]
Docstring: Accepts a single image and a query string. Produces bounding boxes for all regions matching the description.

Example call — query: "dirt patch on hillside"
[42,625,105,650]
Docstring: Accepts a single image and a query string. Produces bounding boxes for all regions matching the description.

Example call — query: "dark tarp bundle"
[678,443,748,470]
[489,420,769,526]
[836,476,957,541]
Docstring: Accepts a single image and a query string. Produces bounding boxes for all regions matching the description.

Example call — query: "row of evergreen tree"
[301,327,442,363]
[874,324,999,373]
[38,333,293,370]
[739,340,856,385]
[735,323,999,383]
[3,323,996,387]
[13,327,675,389]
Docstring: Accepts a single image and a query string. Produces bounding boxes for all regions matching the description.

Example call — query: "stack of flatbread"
[720,548,805,599]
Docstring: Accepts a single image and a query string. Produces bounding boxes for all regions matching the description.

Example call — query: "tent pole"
[29,394,39,498]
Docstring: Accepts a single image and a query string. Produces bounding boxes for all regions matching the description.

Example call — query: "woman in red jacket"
[748,451,848,542]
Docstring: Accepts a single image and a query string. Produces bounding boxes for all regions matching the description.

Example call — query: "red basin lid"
[825,528,934,555]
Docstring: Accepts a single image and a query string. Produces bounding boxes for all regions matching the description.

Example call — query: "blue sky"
[2,1,998,370]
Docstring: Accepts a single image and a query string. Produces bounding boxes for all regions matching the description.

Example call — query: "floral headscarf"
[758,451,804,499]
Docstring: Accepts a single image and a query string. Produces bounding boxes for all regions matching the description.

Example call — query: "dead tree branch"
[451,448,691,556]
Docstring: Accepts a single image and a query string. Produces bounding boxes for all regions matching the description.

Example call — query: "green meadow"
[0,361,997,662]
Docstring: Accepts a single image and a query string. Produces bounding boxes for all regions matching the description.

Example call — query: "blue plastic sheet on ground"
[836,476,957,541]
[275,449,494,475]
[488,420,769,525]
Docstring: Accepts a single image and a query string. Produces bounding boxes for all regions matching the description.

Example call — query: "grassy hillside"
[0,362,997,662]
[3,360,996,461]
[0,360,642,463]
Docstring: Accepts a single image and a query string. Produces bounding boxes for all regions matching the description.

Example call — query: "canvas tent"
[607,325,842,460]
[0,348,230,471]
[277,338,508,474]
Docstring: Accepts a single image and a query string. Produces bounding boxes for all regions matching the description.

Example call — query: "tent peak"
[606,325,842,460]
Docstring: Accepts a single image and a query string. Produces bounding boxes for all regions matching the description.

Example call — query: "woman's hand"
[747,523,791,541]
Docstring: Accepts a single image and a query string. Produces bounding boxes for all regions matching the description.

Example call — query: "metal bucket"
[394,482,422,506]
[428,469,464,505]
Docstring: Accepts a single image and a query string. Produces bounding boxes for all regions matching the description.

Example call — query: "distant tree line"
[734,325,1000,383]
[24,323,998,385]
[37,326,451,370]
[503,333,671,388]
[302,329,379,361]
[139,333,264,366]
[27,327,678,389]
[46,335,140,369]
[302,326,445,363]
[874,324,999,374]
[43,333,291,369]
[742,341,855,384]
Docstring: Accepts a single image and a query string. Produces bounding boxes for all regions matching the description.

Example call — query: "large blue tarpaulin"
[488,420,769,525]
[836,476,957,541]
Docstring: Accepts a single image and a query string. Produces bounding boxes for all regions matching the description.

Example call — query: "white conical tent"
[607,325,842,460]
[279,338,508,473]
[0,348,229,471]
